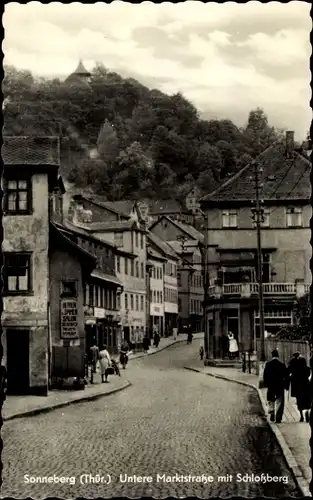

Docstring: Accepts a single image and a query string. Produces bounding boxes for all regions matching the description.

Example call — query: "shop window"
[4,178,32,214]
[4,253,32,293]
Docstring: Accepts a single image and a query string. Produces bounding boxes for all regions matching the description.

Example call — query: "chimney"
[286,131,294,159]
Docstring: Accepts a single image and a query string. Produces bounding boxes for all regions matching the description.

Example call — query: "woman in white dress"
[99,345,112,383]
[228,332,239,359]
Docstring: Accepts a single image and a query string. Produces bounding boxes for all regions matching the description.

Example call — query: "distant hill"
[3,62,287,201]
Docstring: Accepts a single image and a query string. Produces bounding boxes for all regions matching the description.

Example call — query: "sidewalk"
[184,362,311,497]
[128,332,204,361]
[3,332,204,422]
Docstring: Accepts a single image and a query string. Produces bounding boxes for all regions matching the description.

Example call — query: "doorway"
[227,317,239,339]
[6,329,30,395]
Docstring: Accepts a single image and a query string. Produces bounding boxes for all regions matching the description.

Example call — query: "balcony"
[208,282,310,300]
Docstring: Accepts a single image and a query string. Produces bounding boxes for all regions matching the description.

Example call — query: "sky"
[3,1,311,140]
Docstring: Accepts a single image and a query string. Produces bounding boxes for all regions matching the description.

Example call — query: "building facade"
[2,136,59,395]
[147,232,179,336]
[200,131,311,357]
[150,216,204,333]
[147,248,166,336]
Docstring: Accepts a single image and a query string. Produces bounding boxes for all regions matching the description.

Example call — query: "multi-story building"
[67,197,147,347]
[147,232,179,336]
[150,216,204,332]
[2,136,94,394]
[54,220,124,354]
[138,199,195,225]
[146,244,166,336]
[199,131,311,357]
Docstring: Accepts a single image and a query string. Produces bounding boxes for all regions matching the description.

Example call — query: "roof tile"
[2,136,60,166]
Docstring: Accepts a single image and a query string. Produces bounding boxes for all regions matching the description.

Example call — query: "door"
[123,326,130,343]
[6,329,30,395]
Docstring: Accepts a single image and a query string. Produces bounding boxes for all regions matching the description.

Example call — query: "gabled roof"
[147,247,167,262]
[148,199,189,215]
[2,136,60,165]
[147,232,179,260]
[73,194,129,218]
[200,141,311,205]
[50,223,96,265]
[149,216,204,243]
[76,220,146,233]
[54,220,116,249]
[98,199,137,217]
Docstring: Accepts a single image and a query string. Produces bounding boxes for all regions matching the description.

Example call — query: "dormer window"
[286,207,303,227]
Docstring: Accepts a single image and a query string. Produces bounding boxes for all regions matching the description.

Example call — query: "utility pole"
[201,211,209,360]
[177,235,192,331]
[251,160,266,363]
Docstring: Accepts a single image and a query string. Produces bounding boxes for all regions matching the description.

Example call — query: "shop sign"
[153,306,160,314]
[61,299,79,339]
[94,307,105,319]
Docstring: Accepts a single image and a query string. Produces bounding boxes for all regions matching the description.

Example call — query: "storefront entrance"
[6,329,30,395]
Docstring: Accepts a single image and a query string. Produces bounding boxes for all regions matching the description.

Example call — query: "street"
[1,340,300,498]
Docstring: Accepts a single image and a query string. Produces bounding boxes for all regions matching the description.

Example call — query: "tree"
[113,142,152,198]
[243,108,284,156]
[96,119,119,166]
[195,143,223,181]
[275,293,311,341]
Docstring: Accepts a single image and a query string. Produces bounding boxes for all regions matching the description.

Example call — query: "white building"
[148,232,179,336]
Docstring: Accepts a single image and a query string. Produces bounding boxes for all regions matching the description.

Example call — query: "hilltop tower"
[65,60,91,89]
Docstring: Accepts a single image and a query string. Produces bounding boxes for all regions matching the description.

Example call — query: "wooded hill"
[3,63,291,201]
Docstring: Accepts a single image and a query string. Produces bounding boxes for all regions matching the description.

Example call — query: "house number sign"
[61,299,79,338]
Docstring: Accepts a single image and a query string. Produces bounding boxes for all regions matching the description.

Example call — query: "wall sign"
[61,299,79,339]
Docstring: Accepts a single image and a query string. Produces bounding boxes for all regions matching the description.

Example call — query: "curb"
[3,380,132,422]
[184,366,311,497]
[129,334,204,361]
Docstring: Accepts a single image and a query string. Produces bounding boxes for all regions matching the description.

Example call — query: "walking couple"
[263,349,311,424]
[89,342,112,383]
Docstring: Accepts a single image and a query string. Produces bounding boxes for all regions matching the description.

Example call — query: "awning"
[90,270,123,287]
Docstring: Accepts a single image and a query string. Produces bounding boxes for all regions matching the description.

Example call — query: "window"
[100,287,104,308]
[89,284,94,306]
[140,234,144,249]
[114,233,123,247]
[141,295,144,311]
[136,295,139,311]
[253,208,270,228]
[4,253,31,293]
[136,261,139,278]
[5,178,32,214]
[131,260,134,276]
[157,291,160,303]
[153,291,156,302]
[116,256,120,273]
[61,280,77,297]
[130,294,134,310]
[222,210,238,228]
[95,286,100,307]
[103,288,107,308]
[141,262,144,279]
[125,258,128,275]
[160,267,163,279]
[160,292,163,303]
[135,233,139,247]
[178,298,182,312]
[286,207,303,227]
[125,293,128,310]
[177,272,181,287]
[117,294,121,310]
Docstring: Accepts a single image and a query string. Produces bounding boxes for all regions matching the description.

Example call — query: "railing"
[254,283,296,294]
[207,282,309,299]
[223,284,242,295]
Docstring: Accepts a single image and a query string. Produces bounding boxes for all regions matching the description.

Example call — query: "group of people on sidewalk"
[263,349,312,424]
[89,339,131,384]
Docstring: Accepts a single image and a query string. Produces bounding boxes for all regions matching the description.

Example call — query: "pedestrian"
[99,345,112,383]
[172,327,178,340]
[199,346,204,360]
[90,341,99,373]
[228,332,238,359]
[187,325,193,344]
[153,331,160,348]
[263,349,289,423]
[143,334,150,353]
[289,354,311,422]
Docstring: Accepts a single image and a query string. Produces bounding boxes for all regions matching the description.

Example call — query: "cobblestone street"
[2,340,301,498]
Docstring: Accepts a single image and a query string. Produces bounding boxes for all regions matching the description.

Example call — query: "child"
[199,346,204,360]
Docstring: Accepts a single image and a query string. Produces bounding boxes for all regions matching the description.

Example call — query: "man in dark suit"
[263,349,289,423]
